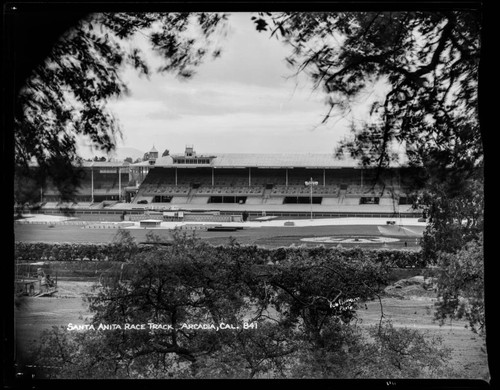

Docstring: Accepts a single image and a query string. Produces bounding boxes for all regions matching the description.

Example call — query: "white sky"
[78,13,385,159]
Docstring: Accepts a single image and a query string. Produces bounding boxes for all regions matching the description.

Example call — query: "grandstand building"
[29,145,424,217]
[42,161,131,206]
[125,146,422,216]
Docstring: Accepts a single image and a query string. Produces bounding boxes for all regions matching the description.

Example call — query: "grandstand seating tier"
[195,186,265,196]
[46,164,419,209]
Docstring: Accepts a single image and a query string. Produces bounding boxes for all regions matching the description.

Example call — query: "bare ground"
[357,296,489,380]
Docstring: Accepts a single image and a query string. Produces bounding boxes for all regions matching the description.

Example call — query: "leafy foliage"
[366,321,451,378]
[253,10,483,248]
[14,167,43,206]
[253,11,481,172]
[14,240,425,267]
[29,234,453,379]
[434,234,484,336]
[251,11,484,333]
[14,12,228,200]
[417,173,484,262]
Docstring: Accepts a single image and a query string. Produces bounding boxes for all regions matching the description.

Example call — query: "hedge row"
[210,245,425,268]
[14,242,157,263]
[15,242,425,268]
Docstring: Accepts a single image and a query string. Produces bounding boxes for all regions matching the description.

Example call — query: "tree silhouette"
[30,234,452,379]
[11,11,228,201]
[253,11,481,175]
[251,9,484,332]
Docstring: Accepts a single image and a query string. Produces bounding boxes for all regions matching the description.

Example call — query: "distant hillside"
[108,147,145,162]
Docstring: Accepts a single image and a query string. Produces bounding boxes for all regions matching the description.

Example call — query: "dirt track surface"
[14,223,421,249]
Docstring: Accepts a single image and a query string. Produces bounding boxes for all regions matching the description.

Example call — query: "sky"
[78,13,383,160]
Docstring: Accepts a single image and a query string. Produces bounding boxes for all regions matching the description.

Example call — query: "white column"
[310,181,313,219]
[212,167,214,186]
[286,169,288,186]
[249,167,251,186]
[118,167,122,202]
[91,167,94,203]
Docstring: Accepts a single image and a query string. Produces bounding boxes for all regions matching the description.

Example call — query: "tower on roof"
[148,145,159,165]
[149,145,158,158]
[185,145,195,157]
[171,145,215,165]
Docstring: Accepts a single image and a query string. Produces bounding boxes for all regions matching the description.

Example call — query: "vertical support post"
[118,166,122,202]
[91,167,94,203]
[310,181,313,219]
[305,177,318,220]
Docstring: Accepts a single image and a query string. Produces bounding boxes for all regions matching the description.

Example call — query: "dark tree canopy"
[13,12,227,200]
[30,234,453,379]
[252,10,485,335]
[253,11,482,174]
[252,11,483,261]
[434,233,484,335]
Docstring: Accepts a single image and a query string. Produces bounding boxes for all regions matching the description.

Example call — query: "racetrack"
[14,214,425,249]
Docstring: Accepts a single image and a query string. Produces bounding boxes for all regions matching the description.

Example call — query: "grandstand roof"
[82,161,130,168]
[28,160,131,168]
[131,153,408,169]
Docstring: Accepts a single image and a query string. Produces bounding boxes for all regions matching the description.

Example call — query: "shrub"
[14,242,424,268]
